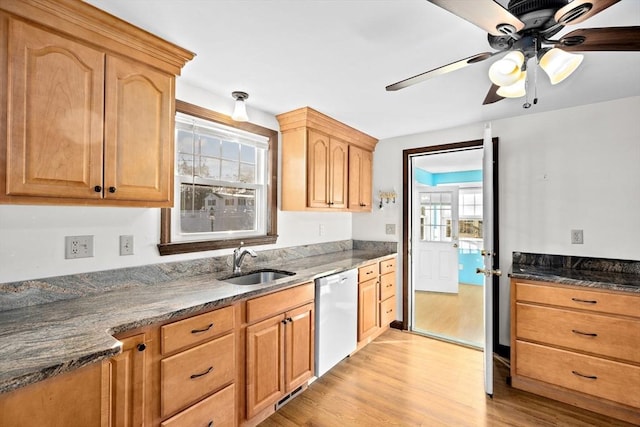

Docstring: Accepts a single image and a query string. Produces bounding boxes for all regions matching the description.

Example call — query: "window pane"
[176,155,194,176]
[239,163,255,183]
[177,130,194,155]
[200,136,221,157]
[179,184,256,233]
[221,141,239,160]
[240,145,256,164]
[221,159,239,182]
[199,158,221,179]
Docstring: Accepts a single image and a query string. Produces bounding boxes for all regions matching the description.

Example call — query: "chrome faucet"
[233,242,257,274]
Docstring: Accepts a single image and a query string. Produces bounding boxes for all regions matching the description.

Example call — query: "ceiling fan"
[386,0,640,107]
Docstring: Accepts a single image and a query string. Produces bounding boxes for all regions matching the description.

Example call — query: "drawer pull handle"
[571,297,597,304]
[572,329,597,337]
[386,309,393,313]
[190,366,213,379]
[191,323,214,334]
[572,370,597,380]
[366,271,373,275]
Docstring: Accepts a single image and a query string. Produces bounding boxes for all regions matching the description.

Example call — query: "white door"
[412,185,459,293]
[480,124,498,397]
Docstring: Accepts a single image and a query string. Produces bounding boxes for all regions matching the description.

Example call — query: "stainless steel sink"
[220,269,296,285]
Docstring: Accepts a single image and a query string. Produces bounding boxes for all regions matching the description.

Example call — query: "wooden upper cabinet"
[307,130,330,208]
[277,107,377,212]
[348,145,373,211]
[6,19,105,200]
[0,2,194,206]
[104,56,173,203]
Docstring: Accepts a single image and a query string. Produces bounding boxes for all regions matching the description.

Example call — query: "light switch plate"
[385,224,396,235]
[120,235,134,256]
[571,229,584,244]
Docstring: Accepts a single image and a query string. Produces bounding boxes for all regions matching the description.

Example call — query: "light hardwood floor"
[414,285,484,347]
[259,329,633,427]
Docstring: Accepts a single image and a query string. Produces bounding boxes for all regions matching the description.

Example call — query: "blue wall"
[415,168,483,185]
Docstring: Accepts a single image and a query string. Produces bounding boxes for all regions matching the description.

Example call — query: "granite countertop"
[509,265,640,294]
[0,249,395,395]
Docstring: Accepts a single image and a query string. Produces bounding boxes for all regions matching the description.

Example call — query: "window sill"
[157,234,278,256]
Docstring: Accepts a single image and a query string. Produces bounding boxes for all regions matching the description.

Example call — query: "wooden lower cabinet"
[357,256,397,348]
[243,283,315,425]
[358,276,379,341]
[110,333,148,427]
[161,383,235,427]
[511,279,640,425]
[0,361,110,427]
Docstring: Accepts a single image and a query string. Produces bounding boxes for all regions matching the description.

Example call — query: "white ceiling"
[86,0,640,140]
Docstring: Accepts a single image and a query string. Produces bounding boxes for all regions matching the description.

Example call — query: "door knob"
[476,267,502,277]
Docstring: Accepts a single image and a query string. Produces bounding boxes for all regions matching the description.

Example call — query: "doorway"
[401,138,500,351]
[411,154,483,347]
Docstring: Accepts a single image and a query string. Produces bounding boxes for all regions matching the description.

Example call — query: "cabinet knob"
[137,343,146,352]
[108,186,117,193]
[208,421,214,427]
[94,185,102,193]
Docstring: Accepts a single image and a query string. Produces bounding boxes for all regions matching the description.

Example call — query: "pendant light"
[538,48,584,85]
[231,91,249,122]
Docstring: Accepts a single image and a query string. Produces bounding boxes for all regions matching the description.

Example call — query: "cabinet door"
[110,333,147,427]
[6,19,104,199]
[348,146,372,211]
[285,303,314,393]
[0,362,110,427]
[307,130,330,208]
[246,313,285,419]
[104,56,173,203]
[358,277,379,342]
[329,137,349,208]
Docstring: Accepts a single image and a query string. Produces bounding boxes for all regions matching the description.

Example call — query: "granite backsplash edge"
[0,240,398,312]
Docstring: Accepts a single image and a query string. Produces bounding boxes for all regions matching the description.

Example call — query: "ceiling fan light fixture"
[497,71,527,98]
[488,51,525,87]
[231,91,249,122]
[538,48,584,85]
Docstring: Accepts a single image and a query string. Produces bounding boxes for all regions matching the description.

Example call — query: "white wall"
[0,81,352,283]
[354,96,640,345]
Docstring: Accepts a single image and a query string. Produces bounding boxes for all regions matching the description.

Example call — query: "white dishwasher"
[315,268,358,377]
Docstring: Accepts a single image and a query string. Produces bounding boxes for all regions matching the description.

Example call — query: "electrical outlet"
[120,235,134,256]
[571,229,584,244]
[385,224,396,235]
[65,235,94,259]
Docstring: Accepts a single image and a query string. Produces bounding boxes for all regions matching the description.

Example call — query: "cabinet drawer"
[358,263,378,282]
[379,296,395,327]
[161,383,235,427]
[515,341,640,408]
[379,257,396,275]
[515,281,639,317]
[516,303,640,363]
[379,273,395,301]
[161,333,235,417]
[162,306,234,354]
[246,282,314,324]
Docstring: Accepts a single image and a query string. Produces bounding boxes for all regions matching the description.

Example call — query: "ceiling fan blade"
[556,26,640,51]
[482,84,504,105]
[428,0,524,36]
[554,0,621,26]
[386,52,495,91]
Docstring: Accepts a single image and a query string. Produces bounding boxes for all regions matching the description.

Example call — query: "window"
[158,101,278,255]
[458,187,483,239]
